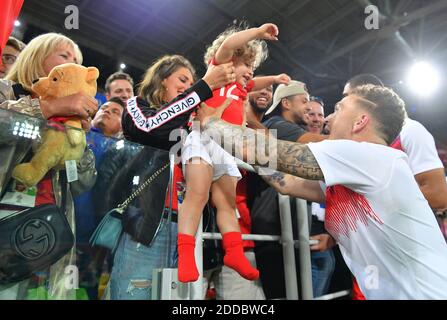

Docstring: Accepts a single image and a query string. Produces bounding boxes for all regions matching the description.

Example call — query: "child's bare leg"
[179,159,213,234]
[211,175,259,280]
[212,176,240,234]
[177,158,213,283]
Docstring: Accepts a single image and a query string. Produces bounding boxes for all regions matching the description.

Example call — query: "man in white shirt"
[197,84,447,299]
[342,74,447,299]
[343,74,447,211]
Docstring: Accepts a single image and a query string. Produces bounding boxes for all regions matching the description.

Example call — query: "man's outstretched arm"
[204,117,325,181]
[254,167,325,203]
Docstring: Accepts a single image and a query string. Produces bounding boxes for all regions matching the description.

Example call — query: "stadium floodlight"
[119,63,126,70]
[406,61,440,97]
[14,20,21,27]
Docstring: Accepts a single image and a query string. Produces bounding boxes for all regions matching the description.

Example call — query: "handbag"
[0,204,74,285]
[89,163,169,254]
[121,147,171,245]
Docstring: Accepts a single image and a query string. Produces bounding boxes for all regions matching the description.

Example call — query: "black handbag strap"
[115,163,170,214]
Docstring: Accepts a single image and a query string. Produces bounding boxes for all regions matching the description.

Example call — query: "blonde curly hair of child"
[204,25,268,70]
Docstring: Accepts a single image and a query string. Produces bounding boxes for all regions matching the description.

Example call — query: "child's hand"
[257,23,279,41]
[275,73,291,85]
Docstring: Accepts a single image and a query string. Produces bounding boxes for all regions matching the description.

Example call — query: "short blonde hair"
[138,55,196,109]
[5,33,82,92]
[204,25,268,69]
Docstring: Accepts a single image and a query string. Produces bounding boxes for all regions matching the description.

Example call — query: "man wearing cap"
[263,80,327,143]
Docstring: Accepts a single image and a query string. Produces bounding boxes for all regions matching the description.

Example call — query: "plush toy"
[12,63,99,187]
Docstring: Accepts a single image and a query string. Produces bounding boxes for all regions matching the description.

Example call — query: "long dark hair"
[138,55,196,109]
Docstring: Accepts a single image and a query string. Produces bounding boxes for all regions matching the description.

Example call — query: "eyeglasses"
[309,96,324,107]
[1,54,18,66]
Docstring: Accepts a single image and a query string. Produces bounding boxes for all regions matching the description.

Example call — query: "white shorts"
[182,130,241,181]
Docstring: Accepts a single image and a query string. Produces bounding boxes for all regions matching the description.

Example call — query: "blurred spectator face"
[286,93,310,126]
[106,79,134,103]
[42,44,78,75]
[248,85,273,113]
[0,45,20,78]
[92,101,123,137]
[162,67,194,102]
[306,101,325,133]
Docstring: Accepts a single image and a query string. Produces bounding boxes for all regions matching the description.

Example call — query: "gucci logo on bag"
[12,219,56,260]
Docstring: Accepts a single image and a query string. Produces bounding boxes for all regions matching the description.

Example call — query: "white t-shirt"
[308,140,447,299]
[392,118,443,175]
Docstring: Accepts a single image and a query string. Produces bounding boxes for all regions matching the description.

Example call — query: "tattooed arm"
[255,167,325,203]
[275,138,324,180]
[203,117,325,180]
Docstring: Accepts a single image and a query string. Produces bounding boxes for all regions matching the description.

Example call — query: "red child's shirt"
[205,57,254,125]
[205,59,255,246]
[205,81,254,126]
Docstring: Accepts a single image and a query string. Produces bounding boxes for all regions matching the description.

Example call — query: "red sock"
[222,232,259,280]
[177,233,199,283]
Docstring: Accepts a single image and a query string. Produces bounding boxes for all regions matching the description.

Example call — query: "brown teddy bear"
[12,63,99,187]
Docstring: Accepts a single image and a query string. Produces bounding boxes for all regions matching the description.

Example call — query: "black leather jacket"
[104,145,170,246]
[121,79,212,151]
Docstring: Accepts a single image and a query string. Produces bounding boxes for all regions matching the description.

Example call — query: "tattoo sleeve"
[275,139,324,180]
[253,166,288,192]
[205,118,324,180]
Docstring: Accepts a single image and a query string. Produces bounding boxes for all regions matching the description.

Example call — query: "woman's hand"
[202,62,235,91]
[257,23,279,41]
[40,93,98,130]
[40,93,98,119]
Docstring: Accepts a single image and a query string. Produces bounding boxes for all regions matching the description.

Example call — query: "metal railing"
[189,159,314,300]
[155,159,350,300]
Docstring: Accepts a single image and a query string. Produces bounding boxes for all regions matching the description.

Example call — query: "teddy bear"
[12,63,99,187]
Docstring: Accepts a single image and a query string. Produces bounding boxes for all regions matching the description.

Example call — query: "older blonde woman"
[0,32,97,300]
